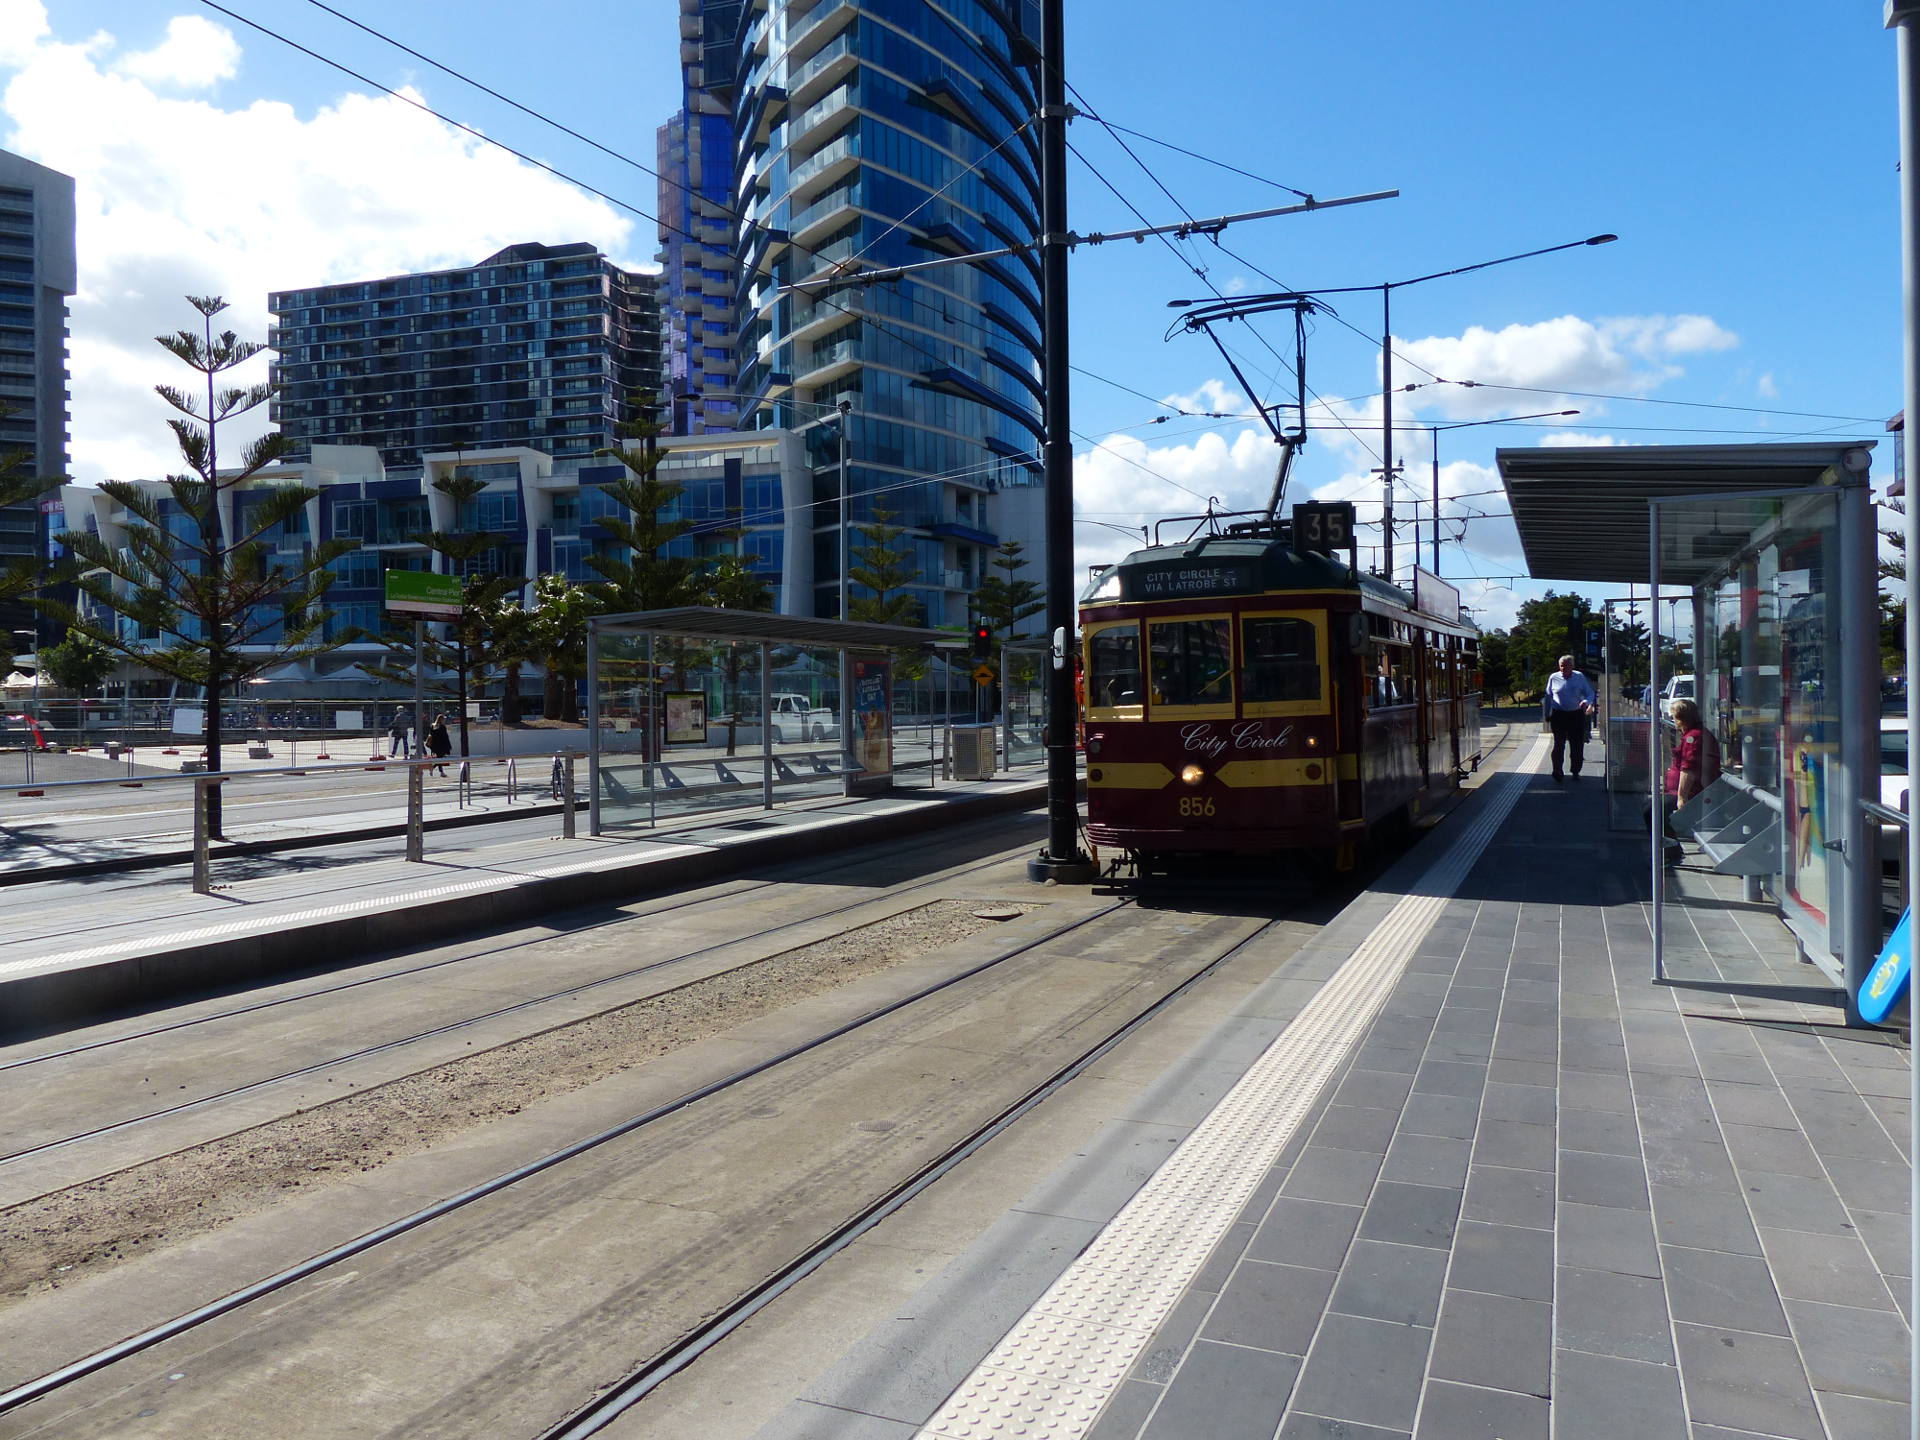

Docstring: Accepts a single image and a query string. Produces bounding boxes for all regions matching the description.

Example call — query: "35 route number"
[1292,501,1355,556]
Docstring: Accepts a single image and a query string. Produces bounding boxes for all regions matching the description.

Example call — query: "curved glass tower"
[665,0,1045,626]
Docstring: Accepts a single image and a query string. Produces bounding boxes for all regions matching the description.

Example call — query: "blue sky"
[1,0,1902,628]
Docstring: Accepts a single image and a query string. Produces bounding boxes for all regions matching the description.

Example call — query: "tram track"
[0,816,1055,1171]
[0,884,1294,1434]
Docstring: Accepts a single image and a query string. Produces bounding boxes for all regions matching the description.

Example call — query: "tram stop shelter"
[584,606,969,834]
[1497,440,1888,1024]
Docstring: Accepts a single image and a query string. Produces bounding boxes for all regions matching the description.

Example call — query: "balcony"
[788,32,854,108]
[794,338,859,391]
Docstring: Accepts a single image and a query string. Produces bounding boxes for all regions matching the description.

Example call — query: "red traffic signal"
[971,623,992,659]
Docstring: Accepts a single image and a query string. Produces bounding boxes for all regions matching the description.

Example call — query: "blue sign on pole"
[1859,906,1911,1024]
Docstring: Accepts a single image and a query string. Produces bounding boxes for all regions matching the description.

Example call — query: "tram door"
[1335,609,1366,822]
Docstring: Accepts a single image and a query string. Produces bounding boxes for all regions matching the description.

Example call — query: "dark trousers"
[1548,708,1588,777]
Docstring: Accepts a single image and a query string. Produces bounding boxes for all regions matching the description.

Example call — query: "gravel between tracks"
[0,897,1036,1303]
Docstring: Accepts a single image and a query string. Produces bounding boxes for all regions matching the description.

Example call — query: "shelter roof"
[1495,442,1876,586]
[590,606,966,649]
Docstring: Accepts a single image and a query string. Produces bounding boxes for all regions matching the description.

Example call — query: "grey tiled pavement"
[1096,765,1912,1440]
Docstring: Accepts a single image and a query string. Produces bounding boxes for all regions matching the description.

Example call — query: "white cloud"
[1072,416,1282,569]
[1395,313,1740,422]
[1757,372,1779,398]
[0,0,50,68]
[115,16,240,90]
[0,12,636,483]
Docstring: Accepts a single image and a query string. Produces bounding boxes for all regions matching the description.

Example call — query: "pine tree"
[970,539,1045,634]
[52,296,353,834]
[583,393,704,613]
[526,572,594,722]
[847,507,921,626]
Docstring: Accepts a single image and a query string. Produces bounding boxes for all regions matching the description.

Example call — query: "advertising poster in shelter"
[1778,565,1831,934]
[851,654,892,784]
[665,692,707,745]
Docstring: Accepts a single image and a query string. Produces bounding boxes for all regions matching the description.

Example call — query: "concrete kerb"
[0,777,1055,1033]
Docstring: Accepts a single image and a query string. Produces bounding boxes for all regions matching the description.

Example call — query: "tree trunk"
[502,661,522,726]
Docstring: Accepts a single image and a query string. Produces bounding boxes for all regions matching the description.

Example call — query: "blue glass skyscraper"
[661,0,1047,626]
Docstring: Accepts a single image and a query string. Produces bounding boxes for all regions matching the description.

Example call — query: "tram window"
[1369,641,1412,707]
[1087,625,1143,709]
[1149,618,1233,707]
[1242,617,1320,703]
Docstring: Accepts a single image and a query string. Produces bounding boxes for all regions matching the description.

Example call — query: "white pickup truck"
[770,692,838,743]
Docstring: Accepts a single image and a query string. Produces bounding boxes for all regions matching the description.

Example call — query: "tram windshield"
[1086,624,1144,710]
[1149,618,1233,707]
[1241,616,1320,704]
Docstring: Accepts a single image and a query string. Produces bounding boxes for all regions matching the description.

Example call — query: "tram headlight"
[1180,764,1205,785]
[1305,734,1319,748]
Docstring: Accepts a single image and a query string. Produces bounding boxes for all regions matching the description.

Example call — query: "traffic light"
[972,622,992,659]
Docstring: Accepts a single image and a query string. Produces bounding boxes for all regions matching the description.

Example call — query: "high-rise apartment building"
[0,149,75,642]
[267,242,662,472]
[660,0,1048,628]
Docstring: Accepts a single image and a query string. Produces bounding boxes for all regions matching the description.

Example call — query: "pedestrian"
[386,711,408,759]
[1542,653,1597,781]
[426,713,452,776]
[1661,697,1721,863]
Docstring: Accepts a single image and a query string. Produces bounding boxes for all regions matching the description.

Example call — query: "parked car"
[1660,674,1695,705]
[1882,714,1910,870]
[770,692,838,743]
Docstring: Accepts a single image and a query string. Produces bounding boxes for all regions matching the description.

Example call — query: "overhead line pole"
[1030,0,1095,884]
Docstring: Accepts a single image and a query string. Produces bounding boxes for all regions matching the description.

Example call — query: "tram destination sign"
[1132,562,1257,600]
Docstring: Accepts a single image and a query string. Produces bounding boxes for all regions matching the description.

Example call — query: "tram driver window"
[1241,617,1320,703]
[1149,618,1233,707]
[1088,625,1143,709]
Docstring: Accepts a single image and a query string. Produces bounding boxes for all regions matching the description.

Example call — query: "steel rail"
[0,895,1136,1418]
[0,824,1053,1167]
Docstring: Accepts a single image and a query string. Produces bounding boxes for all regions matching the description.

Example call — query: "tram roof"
[1083,535,1418,612]
[1495,441,1877,586]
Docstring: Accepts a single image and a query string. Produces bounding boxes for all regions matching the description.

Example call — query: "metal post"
[562,749,576,839]
[1885,6,1920,1416]
[1001,639,1011,770]
[412,618,425,762]
[1381,285,1395,582]
[406,760,424,862]
[587,618,602,836]
[1649,503,1664,983]
[192,775,212,894]
[1431,425,1442,574]
[1838,474,1878,1026]
[1029,0,1092,882]
[647,632,658,829]
[760,643,774,810]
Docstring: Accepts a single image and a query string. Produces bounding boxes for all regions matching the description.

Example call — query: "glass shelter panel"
[1652,487,1855,991]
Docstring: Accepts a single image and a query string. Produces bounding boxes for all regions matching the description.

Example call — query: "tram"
[1078,508,1482,869]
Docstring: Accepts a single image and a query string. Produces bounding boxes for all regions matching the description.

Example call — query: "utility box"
[949,723,997,781]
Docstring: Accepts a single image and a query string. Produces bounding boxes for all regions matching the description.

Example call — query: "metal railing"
[3,749,580,895]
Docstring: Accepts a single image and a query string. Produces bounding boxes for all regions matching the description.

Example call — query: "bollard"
[191,774,212,894]
[406,761,424,862]
[562,750,576,839]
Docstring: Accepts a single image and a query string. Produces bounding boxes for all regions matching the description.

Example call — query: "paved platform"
[755,736,1913,1440]
[0,772,1049,1030]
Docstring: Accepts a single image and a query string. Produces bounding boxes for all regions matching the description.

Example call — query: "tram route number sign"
[1292,501,1355,557]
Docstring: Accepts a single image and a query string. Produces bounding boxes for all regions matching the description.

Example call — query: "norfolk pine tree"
[54,296,352,835]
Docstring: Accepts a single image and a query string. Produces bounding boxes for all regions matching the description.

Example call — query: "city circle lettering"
[1178,722,1295,759]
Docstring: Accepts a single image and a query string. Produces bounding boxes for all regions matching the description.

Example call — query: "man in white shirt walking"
[1543,654,1597,781]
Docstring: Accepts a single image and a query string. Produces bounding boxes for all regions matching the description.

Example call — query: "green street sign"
[384,569,463,618]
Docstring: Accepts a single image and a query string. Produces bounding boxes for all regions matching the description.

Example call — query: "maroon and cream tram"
[1078,514,1482,869]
